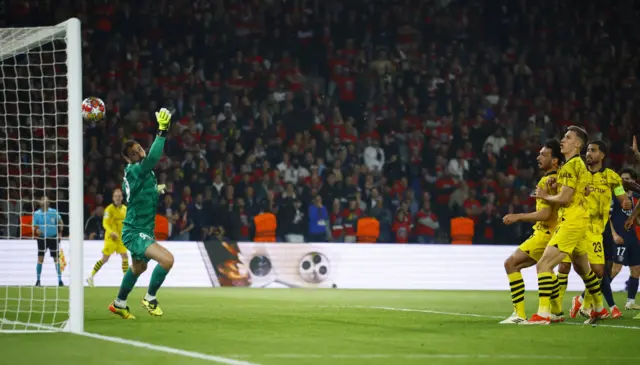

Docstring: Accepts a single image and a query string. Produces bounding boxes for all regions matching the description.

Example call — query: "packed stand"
[2,0,640,244]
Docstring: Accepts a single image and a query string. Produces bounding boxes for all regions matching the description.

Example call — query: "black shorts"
[610,241,640,267]
[37,237,59,258]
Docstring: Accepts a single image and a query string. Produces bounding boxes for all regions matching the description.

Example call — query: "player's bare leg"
[109,259,147,319]
[522,245,567,325]
[141,242,174,316]
[571,252,608,323]
[500,249,536,323]
[611,263,623,279]
[87,254,110,287]
[626,265,640,310]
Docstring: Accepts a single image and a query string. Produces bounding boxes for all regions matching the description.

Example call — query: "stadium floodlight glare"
[0,18,83,333]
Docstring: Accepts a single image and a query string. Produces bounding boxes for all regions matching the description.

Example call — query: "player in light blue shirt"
[32,196,63,286]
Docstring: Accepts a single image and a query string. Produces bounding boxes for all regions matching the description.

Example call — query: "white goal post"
[0,18,83,333]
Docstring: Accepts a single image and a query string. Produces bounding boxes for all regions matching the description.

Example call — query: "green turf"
[2,288,640,365]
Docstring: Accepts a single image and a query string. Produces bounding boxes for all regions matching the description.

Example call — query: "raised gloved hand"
[157,184,167,194]
[155,108,172,131]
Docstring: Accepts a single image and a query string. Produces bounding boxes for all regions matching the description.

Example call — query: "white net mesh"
[0,23,73,332]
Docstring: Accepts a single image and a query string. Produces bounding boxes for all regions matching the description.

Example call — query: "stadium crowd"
[2,0,640,244]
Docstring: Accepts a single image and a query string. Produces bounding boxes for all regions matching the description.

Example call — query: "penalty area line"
[77,331,261,365]
[328,305,640,330]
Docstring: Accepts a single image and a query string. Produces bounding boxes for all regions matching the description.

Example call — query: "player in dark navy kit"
[607,168,640,313]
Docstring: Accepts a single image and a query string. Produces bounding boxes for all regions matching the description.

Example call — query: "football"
[81,96,106,121]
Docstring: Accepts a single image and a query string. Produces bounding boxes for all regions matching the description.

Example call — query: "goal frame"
[0,18,84,333]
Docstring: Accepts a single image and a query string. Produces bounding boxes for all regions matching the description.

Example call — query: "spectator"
[448,182,469,217]
[413,201,439,244]
[369,195,393,243]
[279,198,306,243]
[463,189,483,224]
[484,129,507,155]
[329,198,345,243]
[308,195,329,243]
[448,149,470,181]
[342,198,362,243]
[283,157,310,184]
[363,139,385,172]
[223,197,247,242]
[84,206,105,240]
[392,209,411,244]
[1,190,23,238]
[172,201,194,241]
[8,0,640,247]
[189,193,208,240]
[475,203,502,244]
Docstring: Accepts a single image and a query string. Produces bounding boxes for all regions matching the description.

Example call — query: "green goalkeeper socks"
[117,268,140,302]
[147,265,169,297]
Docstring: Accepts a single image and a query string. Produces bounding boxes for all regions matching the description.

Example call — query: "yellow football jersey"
[103,203,127,238]
[586,168,624,235]
[556,155,591,223]
[533,170,559,233]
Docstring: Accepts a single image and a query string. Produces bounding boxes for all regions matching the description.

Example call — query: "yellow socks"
[91,259,104,277]
[537,272,554,317]
[550,273,561,314]
[582,271,604,311]
[556,272,569,311]
[508,272,526,318]
[122,257,129,274]
[582,291,593,310]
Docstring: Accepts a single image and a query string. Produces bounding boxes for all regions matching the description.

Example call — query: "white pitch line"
[227,353,640,360]
[332,305,640,330]
[78,331,261,365]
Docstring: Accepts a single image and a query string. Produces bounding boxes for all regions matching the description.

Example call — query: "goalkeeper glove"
[157,184,167,194]
[155,108,172,131]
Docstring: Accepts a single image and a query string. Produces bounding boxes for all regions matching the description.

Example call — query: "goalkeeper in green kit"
[109,108,174,319]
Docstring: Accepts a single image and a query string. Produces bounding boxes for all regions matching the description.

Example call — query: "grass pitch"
[1,288,640,365]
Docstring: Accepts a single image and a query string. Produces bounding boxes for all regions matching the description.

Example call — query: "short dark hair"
[588,140,608,155]
[620,168,638,180]
[543,139,563,164]
[121,140,138,160]
[567,126,589,149]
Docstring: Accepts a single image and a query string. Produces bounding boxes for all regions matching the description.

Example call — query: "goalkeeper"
[109,108,174,319]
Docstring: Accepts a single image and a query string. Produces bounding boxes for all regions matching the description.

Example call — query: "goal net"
[0,19,84,333]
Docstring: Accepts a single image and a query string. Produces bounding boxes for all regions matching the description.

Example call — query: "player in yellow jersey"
[525,126,607,325]
[557,141,631,320]
[499,139,562,324]
[86,189,129,287]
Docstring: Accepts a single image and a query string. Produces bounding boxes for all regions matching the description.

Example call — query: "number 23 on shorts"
[592,241,603,253]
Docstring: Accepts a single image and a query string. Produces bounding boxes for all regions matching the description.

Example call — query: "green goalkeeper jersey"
[122,136,165,235]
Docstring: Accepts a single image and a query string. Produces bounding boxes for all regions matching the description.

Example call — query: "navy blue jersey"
[610,192,640,244]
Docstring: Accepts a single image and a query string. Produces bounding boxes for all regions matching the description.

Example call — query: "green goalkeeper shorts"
[121,230,155,262]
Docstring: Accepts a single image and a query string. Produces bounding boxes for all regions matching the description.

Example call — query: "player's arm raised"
[140,108,172,173]
[632,135,640,162]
